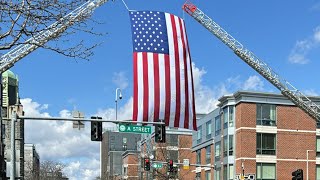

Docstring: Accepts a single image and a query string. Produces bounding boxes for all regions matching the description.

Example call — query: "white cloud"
[21,98,101,180]
[303,89,319,96]
[288,26,320,64]
[112,71,129,90]
[242,75,264,91]
[311,2,320,11]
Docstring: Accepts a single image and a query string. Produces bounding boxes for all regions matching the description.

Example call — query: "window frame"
[205,146,211,164]
[256,133,276,155]
[215,116,221,136]
[256,104,277,126]
[215,142,221,162]
[256,163,276,180]
[206,120,212,139]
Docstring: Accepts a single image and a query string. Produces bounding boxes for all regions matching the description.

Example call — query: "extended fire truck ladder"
[183,2,320,122]
[0,0,110,74]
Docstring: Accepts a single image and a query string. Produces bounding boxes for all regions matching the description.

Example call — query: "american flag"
[129,11,197,130]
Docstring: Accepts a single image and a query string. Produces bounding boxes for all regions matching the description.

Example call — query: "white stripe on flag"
[166,13,176,128]
[147,52,155,121]
[158,53,166,120]
[137,52,144,122]
[175,16,186,128]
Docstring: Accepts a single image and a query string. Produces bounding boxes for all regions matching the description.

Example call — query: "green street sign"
[119,124,152,134]
[152,163,163,169]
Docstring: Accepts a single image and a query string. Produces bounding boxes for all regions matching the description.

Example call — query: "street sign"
[183,159,189,170]
[152,163,163,169]
[119,124,152,134]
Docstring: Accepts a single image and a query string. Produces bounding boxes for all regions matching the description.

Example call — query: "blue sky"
[6,0,320,179]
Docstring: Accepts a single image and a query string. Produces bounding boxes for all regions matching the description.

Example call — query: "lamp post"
[115,88,122,120]
[307,149,313,180]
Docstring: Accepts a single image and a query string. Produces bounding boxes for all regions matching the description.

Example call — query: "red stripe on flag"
[170,15,181,128]
[142,52,149,122]
[153,54,160,122]
[164,54,171,126]
[179,18,190,129]
[184,21,197,131]
[133,52,138,121]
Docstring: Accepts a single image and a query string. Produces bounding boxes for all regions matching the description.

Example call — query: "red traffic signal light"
[168,159,174,172]
[144,158,150,171]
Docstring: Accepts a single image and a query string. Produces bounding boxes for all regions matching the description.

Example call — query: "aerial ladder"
[182,1,320,122]
[0,0,110,74]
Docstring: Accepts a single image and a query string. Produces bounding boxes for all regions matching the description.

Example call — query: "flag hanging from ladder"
[129,10,197,130]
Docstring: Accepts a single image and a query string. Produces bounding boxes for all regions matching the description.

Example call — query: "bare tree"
[39,160,67,180]
[0,0,106,60]
[25,160,40,180]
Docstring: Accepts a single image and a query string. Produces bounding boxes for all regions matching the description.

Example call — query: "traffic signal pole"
[14,116,166,125]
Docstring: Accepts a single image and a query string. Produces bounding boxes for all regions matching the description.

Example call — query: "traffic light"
[144,158,150,171]
[91,116,102,141]
[168,159,174,172]
[292,169,303,180]
[155,124,166,143]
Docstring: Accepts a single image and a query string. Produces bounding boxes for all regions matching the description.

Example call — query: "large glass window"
[215,116,221,136]
[229,106,234,127]
[206,120,212,139]
[215,168,221,180]
[256,163,276,180]
[196,173,201,180]
[317,165,320,180]
[206,146,211,164]
[229,165,234,180]
[257,104,276,126]
[205,171,211,180]
[223,165,228,180]
[229,135,234,156]
[196,150,201,164]
[197,126,202,143]
[223,136,228,157]
[317,136,320,157]
[257,133,276,155]
[223,108,228,129]
[215,142,221,162]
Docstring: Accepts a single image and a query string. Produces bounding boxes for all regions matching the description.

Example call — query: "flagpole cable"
[121,0,130,11]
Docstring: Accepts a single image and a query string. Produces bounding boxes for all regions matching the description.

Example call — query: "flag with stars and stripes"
[129,10,197,130]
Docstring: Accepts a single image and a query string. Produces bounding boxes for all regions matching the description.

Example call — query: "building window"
[317,165,320,180]
[167,134,178,146]
[257,133,276,155]
[196,150,201,164]
[317,136,320,157]
[215,116,221,136]
[197,125,202,143]
[205,171,211,180]
[229,106,234,127]
[229,164,234,180]
[215,142,221,162]
[206,146,211,164]
[257,104,276,126]
[206,120,212,139]
[229,135,234,156]
[223,136,228,157]
[215,168,221,180]
[223,107,228,129]
[223,165,228,180]
[256,163,276,180]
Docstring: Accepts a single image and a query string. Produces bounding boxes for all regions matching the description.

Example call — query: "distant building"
[192,91,320,180]
[24,144,40,180]
[2,70,25,178]
[101,130,141,180]
[139,127,195,180]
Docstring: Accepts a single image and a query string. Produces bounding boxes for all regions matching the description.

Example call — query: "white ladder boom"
[183,2,320,122]
[0,0,109,73]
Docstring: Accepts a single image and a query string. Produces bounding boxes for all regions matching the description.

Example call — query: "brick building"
[192,91,320,180]
[139,127,195,180]
[122,150,140,179]
[101,130,141,180]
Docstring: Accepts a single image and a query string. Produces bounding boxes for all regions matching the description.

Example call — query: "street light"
[307,149,313,180]
[115,88,122,120]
